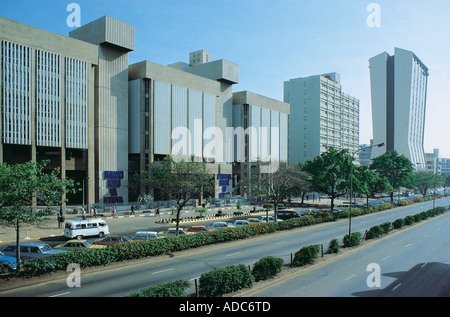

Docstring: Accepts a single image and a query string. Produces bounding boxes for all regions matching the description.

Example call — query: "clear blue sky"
[1,0,449,156]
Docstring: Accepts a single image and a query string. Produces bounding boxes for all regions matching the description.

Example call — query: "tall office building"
[284,72,360,164]
[369,48,429,169]
[0,16,134,205]
[0,16,98,205]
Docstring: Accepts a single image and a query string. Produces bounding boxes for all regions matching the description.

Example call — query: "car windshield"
[82,241,92,247]
[41,244,52,252]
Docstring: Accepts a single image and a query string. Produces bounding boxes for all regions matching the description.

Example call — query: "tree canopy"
[139,157,212,234]
[303,148,353,211]
[369,151,414,203]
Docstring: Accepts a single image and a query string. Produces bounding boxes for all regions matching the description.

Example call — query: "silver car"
[1,242,68,259]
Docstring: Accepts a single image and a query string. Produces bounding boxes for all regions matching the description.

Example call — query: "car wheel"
[76,235,83,240]
[98,232,104,238]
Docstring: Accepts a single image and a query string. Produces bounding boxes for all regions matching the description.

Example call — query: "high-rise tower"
[369,48,428,169]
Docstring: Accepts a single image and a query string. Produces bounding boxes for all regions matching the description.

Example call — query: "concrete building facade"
[284,72,360,164]
[0,16,98,206]
[369,48,429,169]
[232,91,289,196]
[1,15,290,204]
[69,16,135,205]
[127,52,240,200]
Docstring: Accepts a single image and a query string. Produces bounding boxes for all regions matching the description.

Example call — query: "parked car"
[247,218,261,223]
[1,242,68,260]
[258,215,283,222]
[321,208,342,213]
[185,225,212,233]
[0,251,17,270]
[228,220,249,227]
[278,209,301,220]
[161,228,193,236]
[93,234,134,246]
[207,221,230,230]
[133,231,164,240]
[54,239,107,250]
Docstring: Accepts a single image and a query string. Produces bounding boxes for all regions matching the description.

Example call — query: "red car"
[185,225,212,233]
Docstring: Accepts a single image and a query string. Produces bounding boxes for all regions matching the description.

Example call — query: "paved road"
[0,198,449,297]
[237,211,450,297]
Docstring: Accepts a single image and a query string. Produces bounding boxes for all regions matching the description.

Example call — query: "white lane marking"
[225,252,241,258]
[405,243,412,248]
[50,292,71,297]
[381,256,390,261]
[345,274,356,281]
[152,268,174,274]
[392,283,402,291]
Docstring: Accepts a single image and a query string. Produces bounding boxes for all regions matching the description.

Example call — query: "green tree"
[0,160,76,270]
[353,165,393,206]
[139,157,212,235]
[369,151,414,203]
[412,170,446,197]
[303,148,353,211]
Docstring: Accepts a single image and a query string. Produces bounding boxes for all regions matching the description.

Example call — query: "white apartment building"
[369,48,428,169]
[284,72,360,164]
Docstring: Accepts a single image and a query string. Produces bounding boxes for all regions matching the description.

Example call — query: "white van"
[64,218,110,240]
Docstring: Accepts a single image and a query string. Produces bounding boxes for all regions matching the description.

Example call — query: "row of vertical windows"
[152,80,217,159]
[1,41,89,149]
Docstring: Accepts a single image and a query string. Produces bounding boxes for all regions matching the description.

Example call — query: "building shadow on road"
[352,262,450,297]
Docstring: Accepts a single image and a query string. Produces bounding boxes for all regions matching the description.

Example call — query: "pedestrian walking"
[130,205,135,215]
[155,206,160,217]
[82,207,86,219]
[112,205,116,217]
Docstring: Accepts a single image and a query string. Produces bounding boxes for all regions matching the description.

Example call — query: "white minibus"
[64,218,110,240]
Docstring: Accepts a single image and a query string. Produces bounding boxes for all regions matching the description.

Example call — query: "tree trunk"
[16,218,21,271]
[176,205,182,236]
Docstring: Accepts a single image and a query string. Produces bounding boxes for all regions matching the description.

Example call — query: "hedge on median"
[13,205,448,278]
[125,280,190,297]
[199,264,254,297]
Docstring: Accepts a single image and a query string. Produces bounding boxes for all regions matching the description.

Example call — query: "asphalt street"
[0,197,449,297]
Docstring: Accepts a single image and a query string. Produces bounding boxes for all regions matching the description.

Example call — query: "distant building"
[359,140,374,166]
[232,91,289,196]
[284,72,360,164]
[441,158,450,176]
[425,148,442,174]
[369,48,428,170]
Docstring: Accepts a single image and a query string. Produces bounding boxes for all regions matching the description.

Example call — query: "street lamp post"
[349,142,384,236]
